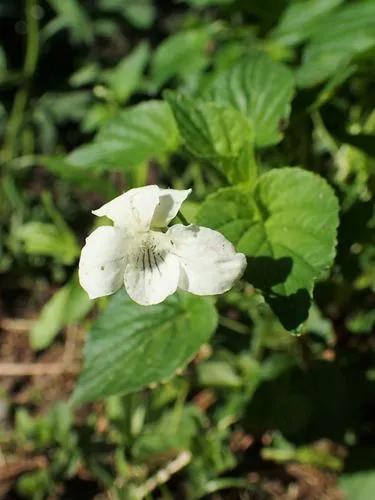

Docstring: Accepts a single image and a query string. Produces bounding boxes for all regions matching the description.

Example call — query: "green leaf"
[103,42,149,103]
[151,29,210,90]
[182,0,234,6]
[165,92,254,183]
[197,167,339,331]
[15,221,79,265]
[340,470,375,500]
[133,405,201,460]
[270,0,343,47]
[67,100,180,171]
[72,292,218,404]
[98,0,155,29]
[31,278,92,351]
[297,1,375,87]
[197,361,242,388]
[37,91,91,124]
[0,46,6,72]
[44,0,94,45]
[207,51,295,147]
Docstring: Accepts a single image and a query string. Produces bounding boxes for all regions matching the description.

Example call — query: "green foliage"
[99,0,156,29]
[31,277,92,350]
[297,1,375,87]
[67,100,180,171]
[270,0,344,46]
[151,29,211,91]
[197,168,339,330]
[340,471,375,500]
[103,42,149,104]
[165,91,254,182]
[73,292,218,404]
[207,51,295,147]
[1,0,374,498]
[44,0,94,45]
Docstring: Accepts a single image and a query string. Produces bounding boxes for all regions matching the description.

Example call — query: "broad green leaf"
[297,1,375,87]
[270,0,343,47]
[67,100,179,171]
[165,92,255,183]
[72,292,218,404]
[151,30,210,90]
[103,42,149,103]
[208,51,295,147]
[197,167,339,331]
[31,278,92,350]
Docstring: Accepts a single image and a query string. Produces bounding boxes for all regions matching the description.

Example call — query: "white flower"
[79,185,246,306]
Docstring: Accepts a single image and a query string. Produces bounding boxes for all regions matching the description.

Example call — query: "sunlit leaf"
[103,42,149,103]
[151,29,210,90]
[67,100,180,171]
[72,292,218,404]
[165,91,254,183]
[31,278,92,351]
[207,51,295,147]
[270,0,343,47]
[197,167,339,330]
[297,1,375,87]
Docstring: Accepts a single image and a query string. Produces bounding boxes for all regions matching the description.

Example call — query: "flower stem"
[1,0,39,165]
[176,211,190,225]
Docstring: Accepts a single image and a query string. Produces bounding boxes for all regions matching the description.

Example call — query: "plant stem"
[1,0,39,165]
[219,316,250,335]
[176,211,189,225]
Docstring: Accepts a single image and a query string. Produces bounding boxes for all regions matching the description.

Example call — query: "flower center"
[134,231,169,274]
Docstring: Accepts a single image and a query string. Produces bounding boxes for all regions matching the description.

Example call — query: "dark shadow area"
[246,256,292,289]
[244,357,375,444]
[267,289,311,332]
[246,256,311,331]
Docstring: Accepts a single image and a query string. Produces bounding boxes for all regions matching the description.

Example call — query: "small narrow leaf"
[72,292,218,404]
[31,279,92,350]
[103,42,149,103]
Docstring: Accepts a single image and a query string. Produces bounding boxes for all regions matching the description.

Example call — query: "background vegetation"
[0,0,374,498]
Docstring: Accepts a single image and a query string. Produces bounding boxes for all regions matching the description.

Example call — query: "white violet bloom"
[79,185,246,306]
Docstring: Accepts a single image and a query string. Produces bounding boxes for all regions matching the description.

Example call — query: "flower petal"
[151,188,192,227]
[93,185,160,230]
[124,242,180,306]
[79,226,127,299]
[168,224,246,295]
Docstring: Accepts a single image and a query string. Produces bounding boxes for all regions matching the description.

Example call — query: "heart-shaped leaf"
[197,167,339,331]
